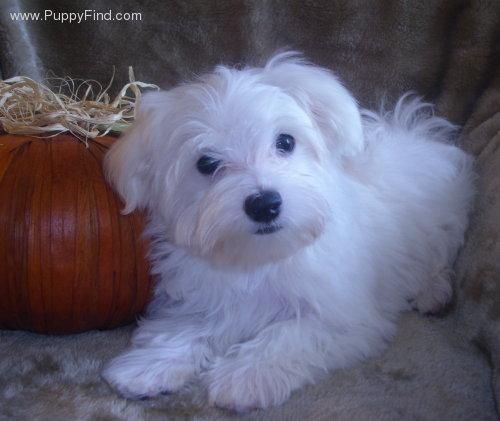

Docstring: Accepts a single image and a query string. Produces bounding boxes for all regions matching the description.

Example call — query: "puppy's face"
[157,81,332,267]
[106,53,364,268]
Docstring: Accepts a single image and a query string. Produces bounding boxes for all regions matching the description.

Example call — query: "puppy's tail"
[361,93,458,144]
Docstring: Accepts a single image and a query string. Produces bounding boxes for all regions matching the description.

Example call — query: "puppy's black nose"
[244,190,282,223]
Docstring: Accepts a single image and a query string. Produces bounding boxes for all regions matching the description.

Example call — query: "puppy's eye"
[276,134,295,154]
[197,155,221,175]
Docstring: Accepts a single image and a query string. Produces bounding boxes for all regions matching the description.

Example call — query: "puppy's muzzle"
[244,190,282,223]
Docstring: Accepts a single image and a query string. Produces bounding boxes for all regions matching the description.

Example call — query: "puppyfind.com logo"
[10,9,142,23]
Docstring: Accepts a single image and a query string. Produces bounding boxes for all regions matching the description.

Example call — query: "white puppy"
[102,52,475,411]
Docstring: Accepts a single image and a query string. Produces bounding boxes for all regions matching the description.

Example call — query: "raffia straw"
[0,67,159,145]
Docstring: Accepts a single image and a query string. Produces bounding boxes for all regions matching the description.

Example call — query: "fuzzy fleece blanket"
[1,0,500,419]
[0,314,495,420]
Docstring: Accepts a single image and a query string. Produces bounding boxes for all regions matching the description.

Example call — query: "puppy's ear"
[105,91,169,213]
[263,52,364,156]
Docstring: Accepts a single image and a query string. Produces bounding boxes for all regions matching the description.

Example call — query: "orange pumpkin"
[0,134,152,334]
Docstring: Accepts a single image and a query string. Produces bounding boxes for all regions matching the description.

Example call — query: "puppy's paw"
[207,358,293,412]
[413,272,453,314]
[102,350,195,399]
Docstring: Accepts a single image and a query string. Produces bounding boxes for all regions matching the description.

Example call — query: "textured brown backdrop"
[1,0,498,121]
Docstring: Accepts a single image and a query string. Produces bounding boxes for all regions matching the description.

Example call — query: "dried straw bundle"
[0,68,158,143]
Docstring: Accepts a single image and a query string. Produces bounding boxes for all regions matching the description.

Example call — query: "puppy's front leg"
[207,318,331,411]
[102,322,210,399]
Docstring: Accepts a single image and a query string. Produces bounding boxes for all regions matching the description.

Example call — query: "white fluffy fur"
[101,52,475,411]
